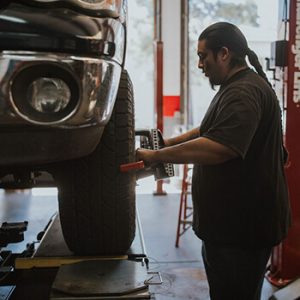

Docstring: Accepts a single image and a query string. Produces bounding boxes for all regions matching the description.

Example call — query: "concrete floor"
[0,188,278,299]
[137,193,277,300]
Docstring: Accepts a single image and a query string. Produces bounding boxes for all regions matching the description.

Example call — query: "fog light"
[27,78,71,113]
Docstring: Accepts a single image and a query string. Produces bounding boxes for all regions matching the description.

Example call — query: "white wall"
[162,0,181,96]
[162,0,182,138]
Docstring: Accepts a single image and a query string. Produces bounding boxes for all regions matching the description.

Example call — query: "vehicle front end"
[0,0,127,166]
[0,0,136,256]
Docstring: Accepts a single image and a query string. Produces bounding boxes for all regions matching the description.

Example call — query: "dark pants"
[202,241,272,300]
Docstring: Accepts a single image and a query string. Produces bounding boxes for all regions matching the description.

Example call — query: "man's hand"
[136,148,158,166]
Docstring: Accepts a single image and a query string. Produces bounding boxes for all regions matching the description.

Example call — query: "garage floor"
[0,187,277,300]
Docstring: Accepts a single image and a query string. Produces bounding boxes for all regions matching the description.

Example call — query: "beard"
[209,73,222,90]
[209,78,216,90]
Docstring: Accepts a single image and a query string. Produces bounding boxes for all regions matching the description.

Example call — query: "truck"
[0,0,136,255]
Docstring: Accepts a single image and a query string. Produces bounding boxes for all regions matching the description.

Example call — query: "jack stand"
[0,221,28,300]
[0,222,28,248]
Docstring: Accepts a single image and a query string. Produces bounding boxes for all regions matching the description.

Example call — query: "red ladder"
[175,164,193,247]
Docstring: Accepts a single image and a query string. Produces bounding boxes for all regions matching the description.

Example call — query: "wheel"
[54,70,136,255]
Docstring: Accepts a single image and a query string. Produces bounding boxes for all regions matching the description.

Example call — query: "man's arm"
[164,127,200,147]
[137,136,238,165]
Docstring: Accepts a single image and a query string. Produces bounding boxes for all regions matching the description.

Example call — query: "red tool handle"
[120,161,145,173]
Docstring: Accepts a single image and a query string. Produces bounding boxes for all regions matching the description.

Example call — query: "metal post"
[180,0,189,127]
[153,0,166,195]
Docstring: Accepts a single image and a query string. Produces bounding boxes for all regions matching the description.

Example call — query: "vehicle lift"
[0,129,173,300]
[0,221,28,299]
[0,214,156,300]
[263,0,300,298]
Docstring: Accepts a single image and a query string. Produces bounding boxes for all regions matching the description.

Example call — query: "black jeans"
[202,241,272,300]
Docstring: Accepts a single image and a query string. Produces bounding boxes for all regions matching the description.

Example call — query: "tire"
[54,70,136,255]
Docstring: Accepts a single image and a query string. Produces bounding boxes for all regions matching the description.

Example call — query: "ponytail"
[247,48,272,88]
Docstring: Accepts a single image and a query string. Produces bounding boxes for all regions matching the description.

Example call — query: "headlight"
[10,64,79,125]
[28,78,71,113]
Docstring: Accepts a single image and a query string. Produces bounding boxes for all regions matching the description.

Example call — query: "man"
[136,22,291,300]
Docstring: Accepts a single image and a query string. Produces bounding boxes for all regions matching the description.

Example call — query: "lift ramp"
[10,209,160,299]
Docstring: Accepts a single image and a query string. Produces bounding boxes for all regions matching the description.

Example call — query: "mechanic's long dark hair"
[198,22,271,87]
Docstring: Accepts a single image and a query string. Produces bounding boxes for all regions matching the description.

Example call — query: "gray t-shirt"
[192,68,290,248]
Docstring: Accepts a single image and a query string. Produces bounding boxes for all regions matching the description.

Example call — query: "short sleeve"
[202,89,261,158]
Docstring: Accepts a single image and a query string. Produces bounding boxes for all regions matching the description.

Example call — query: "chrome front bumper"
[0,51,122,127]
